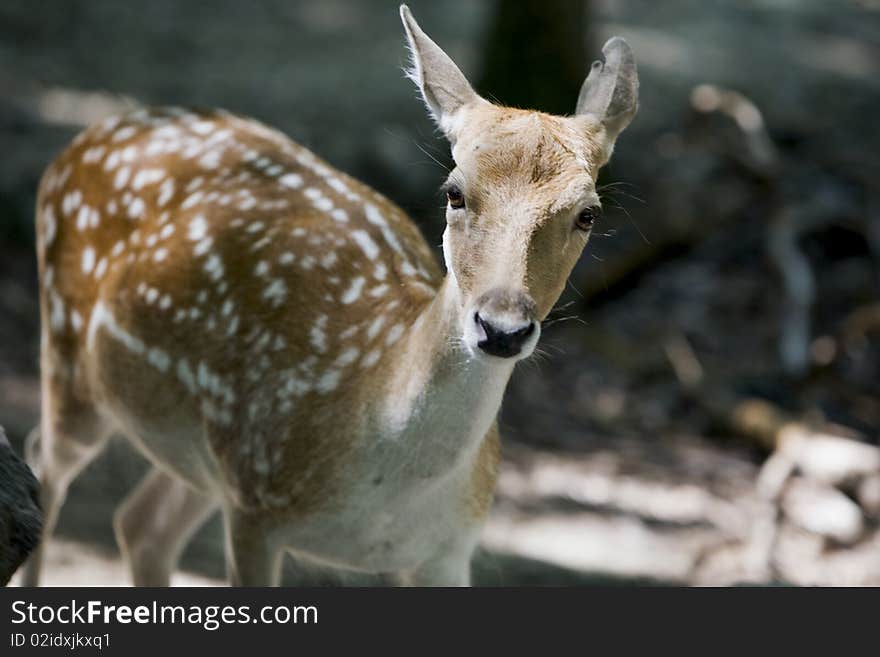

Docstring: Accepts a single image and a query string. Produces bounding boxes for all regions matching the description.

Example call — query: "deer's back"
[36,107,442,508]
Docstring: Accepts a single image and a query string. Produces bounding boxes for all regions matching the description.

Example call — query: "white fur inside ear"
[399,4,478,132]
[402,32,440,124]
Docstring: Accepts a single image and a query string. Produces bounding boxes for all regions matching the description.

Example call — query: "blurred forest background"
[1,0,879,585]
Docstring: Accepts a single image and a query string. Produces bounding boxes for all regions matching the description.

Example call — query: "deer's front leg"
[223,509,283,586]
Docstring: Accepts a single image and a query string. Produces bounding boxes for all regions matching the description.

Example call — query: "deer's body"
[22,6,637,586]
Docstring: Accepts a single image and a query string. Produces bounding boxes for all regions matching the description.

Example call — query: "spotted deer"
[22,6,637,586]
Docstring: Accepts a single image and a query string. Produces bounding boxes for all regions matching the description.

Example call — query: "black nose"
[475,313,535,358]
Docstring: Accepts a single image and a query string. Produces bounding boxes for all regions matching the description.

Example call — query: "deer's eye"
[575,206,601,231]
[446,185,465,210]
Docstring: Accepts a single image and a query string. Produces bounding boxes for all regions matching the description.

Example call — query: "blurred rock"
[0,425,42,586]
[782,478,864,545]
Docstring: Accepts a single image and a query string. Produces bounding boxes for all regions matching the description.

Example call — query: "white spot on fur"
[340,276,366,304]
[114,166,131,190]
[103,150,121,171]
[351,229,380,261]
[262,279,287,307]
[128,197,145,219]
[326,176,350,196]
[334,347,360,367]
[112,125,137,142]
[94,257,108,279]
[132,168,166,190]
[198,149,222,170]
[176,358,197,393]
[364,203,388,227]
[361,349,381,368]
[49,293,65,332]
[188,215,208,241]
[43,205,57,247]
[385,322,405,347]
[62,189,82,216]
[82,145,106,164]
[193,237,213,257]
[316,370,340,394]
[147,347,171,372]
[191,120,215,135]
[310,315,328,353]
[81,247,95,274]
[369,284,389,298]
[158,178,175,207]
[366,315,387,340]
[182,191,204,209]
[204,254,224,281]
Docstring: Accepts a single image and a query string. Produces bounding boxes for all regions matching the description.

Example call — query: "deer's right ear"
[400,5,479,137]
[576,37,639,166]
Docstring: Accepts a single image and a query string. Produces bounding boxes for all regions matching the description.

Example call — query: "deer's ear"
[576,37,639,166]
[400,5,479,136]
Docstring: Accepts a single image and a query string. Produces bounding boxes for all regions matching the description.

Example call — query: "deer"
[21,5,637,586]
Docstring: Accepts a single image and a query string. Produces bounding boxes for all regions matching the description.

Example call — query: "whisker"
[547,299,577,317]
[604,198,650,245]
[543,314,587,328]
[412,140,451,172]
[565,277,585,299]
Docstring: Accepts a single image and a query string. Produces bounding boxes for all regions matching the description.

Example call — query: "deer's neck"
[379,275,513,458]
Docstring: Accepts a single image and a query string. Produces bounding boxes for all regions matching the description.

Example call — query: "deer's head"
[401,5,638,361]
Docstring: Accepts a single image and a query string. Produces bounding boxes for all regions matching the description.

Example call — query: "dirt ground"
[2,1,879,585]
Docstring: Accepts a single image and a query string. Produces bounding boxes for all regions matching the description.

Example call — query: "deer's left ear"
[575,37,639,166]
[400,5,480,138]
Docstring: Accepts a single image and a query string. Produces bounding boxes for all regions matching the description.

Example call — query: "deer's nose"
[472,288,538,359]
[474,313,535,358]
